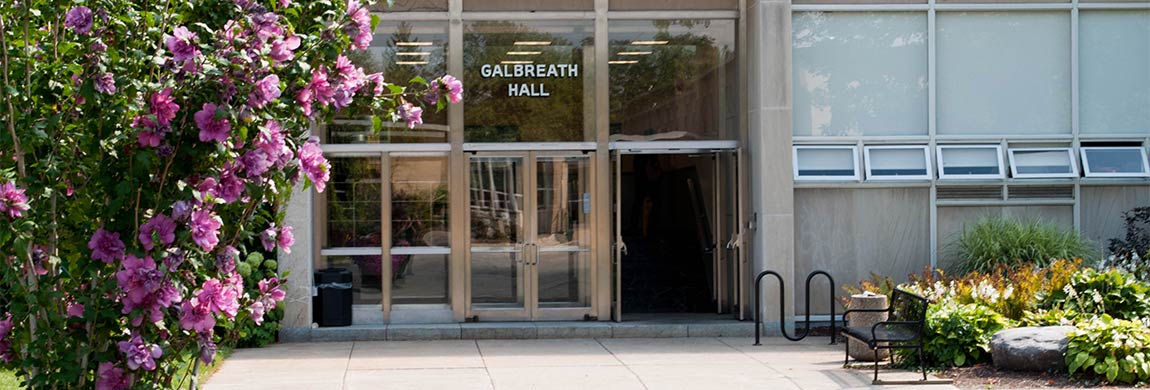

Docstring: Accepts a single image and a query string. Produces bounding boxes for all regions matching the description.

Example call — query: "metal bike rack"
[753,270,837,346]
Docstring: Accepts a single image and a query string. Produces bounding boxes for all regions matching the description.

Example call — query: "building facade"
[278,0,1150,336]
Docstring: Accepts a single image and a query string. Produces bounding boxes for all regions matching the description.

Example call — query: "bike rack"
[753,270,837,346]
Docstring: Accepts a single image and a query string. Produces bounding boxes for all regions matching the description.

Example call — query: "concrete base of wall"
[283,320,759,342]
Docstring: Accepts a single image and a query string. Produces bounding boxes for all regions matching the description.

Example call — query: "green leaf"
[409,76,428,87]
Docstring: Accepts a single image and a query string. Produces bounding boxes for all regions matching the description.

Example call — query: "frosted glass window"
[1008,148,1077,178]
[937,145,1005,180]
[937,12,1070,135]
[1081,147,1150,178]
[792,12,928,136]
[793,146,860,181]
[1080,11,1150,134]
[864,146,931,180]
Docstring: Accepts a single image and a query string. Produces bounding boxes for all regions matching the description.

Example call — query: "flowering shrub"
[1067,315,1150,384]
[901,259,1081,321]
[1040,268,1150,321]
[1104,207,1150,280]
[0,0,460,388]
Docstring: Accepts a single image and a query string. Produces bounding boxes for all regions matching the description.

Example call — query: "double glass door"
[467,152,595,320]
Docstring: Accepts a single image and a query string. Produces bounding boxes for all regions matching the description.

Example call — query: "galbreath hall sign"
[479,63,580,97]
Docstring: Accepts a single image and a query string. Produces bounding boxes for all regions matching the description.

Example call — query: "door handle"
[726,233,741,250]
[618,240,628,256]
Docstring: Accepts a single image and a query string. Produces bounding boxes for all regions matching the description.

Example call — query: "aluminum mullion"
[792,4,930,11]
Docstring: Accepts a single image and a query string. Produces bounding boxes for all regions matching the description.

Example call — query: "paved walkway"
[204,337,958,390]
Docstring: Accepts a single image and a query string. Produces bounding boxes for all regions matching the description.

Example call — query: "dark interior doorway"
[619,154,725,315]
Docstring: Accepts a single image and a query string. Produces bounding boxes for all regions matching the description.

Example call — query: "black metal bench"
[841,288,929,383]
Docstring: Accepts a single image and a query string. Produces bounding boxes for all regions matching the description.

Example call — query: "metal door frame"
[465,150,597,321]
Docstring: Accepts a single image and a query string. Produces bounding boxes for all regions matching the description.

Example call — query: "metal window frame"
[863,145,933,181]
[1007,147,1079,179]
[936,144,1006,180]
[792,145,862,182]
[1080,146,1150,178]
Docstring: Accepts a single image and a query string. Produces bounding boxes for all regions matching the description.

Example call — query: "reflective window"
[610,0,737,10]
[319,254,383,305]
[371,0,447,11]
[937,145,1005,180]
[609,20,737,141]
[391,252,449,305]
[864,146,931,180]
[793,12,928,136]
[1008,148,1077,178]
[325,157,383,248]
[390,155,450,305]
[1080,11,1150,134]
[793,146,860,181]
[464,21,594,142]
[465,0,593,11]
[327,22,449,144]
[1081,147,1150,178]
[936,12,1071,135]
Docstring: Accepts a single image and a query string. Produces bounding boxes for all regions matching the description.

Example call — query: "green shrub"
[953,217,1097,274]
[1041,268,1150,320]
[235,250,285,348]
[908,301,1012,367]
[1104,207,1150,280]
[1067,315,1150,384]
[1020,308,1079,327]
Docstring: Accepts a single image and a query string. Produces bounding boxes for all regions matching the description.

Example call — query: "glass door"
[467,152,595,321]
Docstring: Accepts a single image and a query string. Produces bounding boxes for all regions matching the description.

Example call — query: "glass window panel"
[326,22,449,144]
[938,146,1004,179]
[1009,148,1076,177]
[465,0,593,11]
[1082,147,1150,177]
[792,12,928,136]
[318,255,383,305]
[391,156,450,247]
[937,12,1071,135]
[794,146,859,180]
[610,0,736,10]
[1080,11,1150,134]
[391,253,449,305]
[537,250,590,307]
[464,21,594,142]
[470,251,523,305]
[865,146,930,179]
[371,0,447,11]
[609,20,737,141]
[326,157,382,248]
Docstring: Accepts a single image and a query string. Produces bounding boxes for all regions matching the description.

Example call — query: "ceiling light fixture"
[396,52,431,56]
[396,41,433,47]
[500,60,534,65]
[617,51,652,56]
[608,60,639,65]
[513,41,552,46]
[507,51,543,56]
[396,60,429,65]
[630,40,669,45]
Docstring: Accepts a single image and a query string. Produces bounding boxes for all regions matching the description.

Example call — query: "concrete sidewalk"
[204,337,957,390]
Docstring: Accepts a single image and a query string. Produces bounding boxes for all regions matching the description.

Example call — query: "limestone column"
[279,182,315,341]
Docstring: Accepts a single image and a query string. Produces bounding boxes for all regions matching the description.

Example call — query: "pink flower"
[195,177,219,203]
[94,72,116,95]
[197,278,240,319]
[178,298,215,334]
[88,229,125,264]
[278,225,295,253]
[256,120,288,164]
[66,301,84,318]
[366,73,385,96]
[260,278,287,303]
[117,333,162,371]
[216,246,239,275]
[241,148,273,177]
[136,130,162,148]
[216,163,244,203]
[138,214,176,251]
[96,362,130,390]
[172,201,191,221]
[0,313,13,364]
[269,35,301,65]
[150,88,179,127]
[116,255,181,326]
[346,0,372,50]
[298,68,335,116]
[194,103,231,143]
[439,75,463,104]
[166,26,201,63]
[249,74,281,108]
[398,103,423,129]
[190,209,223,251]
[64,6,94,35]
[297,139,331,193]
[260,226,278,252]
[0,181,30,219]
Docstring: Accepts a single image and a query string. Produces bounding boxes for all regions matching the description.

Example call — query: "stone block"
[991,326,1075,372]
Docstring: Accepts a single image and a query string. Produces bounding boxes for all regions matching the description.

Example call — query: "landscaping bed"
[940,364,1131,389]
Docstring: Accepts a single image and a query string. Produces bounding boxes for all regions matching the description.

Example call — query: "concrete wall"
[280,182,315,341]
[1081,185,1150,255]
[793,188,931,315]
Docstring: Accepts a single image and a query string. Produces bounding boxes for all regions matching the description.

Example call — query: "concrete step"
[287,320,755,342]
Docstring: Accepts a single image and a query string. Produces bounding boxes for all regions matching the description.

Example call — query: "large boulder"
[991,326,1075,372]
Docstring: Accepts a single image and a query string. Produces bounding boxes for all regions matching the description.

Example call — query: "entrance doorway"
[466,151,597,321]
[612,149,742,321]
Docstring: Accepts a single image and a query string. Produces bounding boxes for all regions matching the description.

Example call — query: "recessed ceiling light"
[507,51,543,56]
[617,51,652,56]
[396,52,431,56]
[396,41,433,47]
[609,60,639,65]
[513,41,552,46]
[501,60,534,65]
[630,40,668,45]
[396,61,429,65]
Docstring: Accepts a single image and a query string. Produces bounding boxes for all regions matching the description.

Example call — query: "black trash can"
[313,268,352,327]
